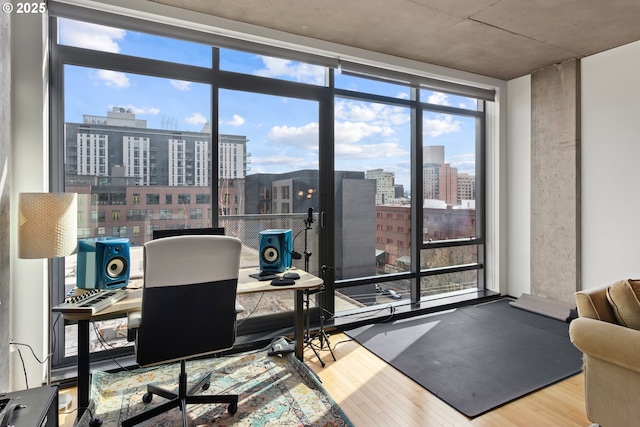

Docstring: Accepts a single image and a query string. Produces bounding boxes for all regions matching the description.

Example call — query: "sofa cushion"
[606,279,640,329]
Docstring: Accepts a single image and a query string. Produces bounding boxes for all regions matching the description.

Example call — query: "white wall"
[581,40,640,289]
[10,12,49,390]
[506,40,640,296]
[506,75,531,298]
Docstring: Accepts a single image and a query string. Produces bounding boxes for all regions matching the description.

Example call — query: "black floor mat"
[345,299,583,417]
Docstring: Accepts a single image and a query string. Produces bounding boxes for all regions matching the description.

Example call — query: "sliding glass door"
[218,89,320,321]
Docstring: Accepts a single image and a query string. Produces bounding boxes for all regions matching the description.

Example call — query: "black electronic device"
[249,271,278,281]
[268,342,295,356]
[270,277,296,286]
[152,227,225,240]
[0,385,58,427]
[77,238,130,290]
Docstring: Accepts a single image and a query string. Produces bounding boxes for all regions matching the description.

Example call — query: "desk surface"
[60,267,322,321]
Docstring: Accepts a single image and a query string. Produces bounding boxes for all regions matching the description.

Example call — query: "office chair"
[122,235,243,427]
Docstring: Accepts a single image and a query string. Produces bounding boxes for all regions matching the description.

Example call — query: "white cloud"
[60,20,125,53]
[334,121,408,159]
[335,121,390,145]
[458,99,478,110]
[331,100,410,160]
[220,114,245,127]
[185,113,207,126]
[450,153,476,174]
[254,57,325,85]
[423,114,461,137]
[335,100,409,127]
[426,92,451,106]
[170,80,192,91]
[335,141,407,159]
[268,123,319,149]
[91,70,130,88]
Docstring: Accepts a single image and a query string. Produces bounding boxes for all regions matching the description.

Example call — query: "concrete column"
[530,59,581,303]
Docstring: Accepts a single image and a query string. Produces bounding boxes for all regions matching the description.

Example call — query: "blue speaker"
[259,229,292,273]
[77,237,130,289]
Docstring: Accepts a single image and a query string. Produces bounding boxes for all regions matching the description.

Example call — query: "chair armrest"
[127,310,142,342]
[235,300,244,314]
[570,317,640,374]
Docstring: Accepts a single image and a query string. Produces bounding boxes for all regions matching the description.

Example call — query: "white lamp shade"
[18,192,78,259]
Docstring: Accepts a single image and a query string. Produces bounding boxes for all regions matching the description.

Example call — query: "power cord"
[8,341,54,390]
[91,321,133,372]
[236,292,265,327]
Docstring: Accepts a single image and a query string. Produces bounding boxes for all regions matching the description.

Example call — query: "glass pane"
[333,97,411,309]
[63,65,212,356]
[64,319,133,357]
[335,69,410,99]
[420,89,478,111]
[422,112,478,241]
[219,89,319,318]
[420,270,478,298]
[220,48,326,85]
[421,245,478,269]
[58,18,212,67]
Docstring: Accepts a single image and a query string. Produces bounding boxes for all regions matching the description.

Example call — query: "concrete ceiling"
[150,0,640,80]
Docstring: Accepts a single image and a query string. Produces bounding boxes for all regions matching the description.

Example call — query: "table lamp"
[18,192,77,259]
[18,192,77,406]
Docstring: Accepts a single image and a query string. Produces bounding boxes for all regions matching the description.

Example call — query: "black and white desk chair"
[123,235,244,427]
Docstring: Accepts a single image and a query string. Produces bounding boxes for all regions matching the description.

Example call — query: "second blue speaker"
[77,237,130,289]
[258,229,292,273]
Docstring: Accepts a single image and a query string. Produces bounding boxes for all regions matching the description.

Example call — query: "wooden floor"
[306,333,590,427]
[59,333,591,427]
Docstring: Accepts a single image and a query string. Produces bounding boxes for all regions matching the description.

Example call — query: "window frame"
[48,11,489,370]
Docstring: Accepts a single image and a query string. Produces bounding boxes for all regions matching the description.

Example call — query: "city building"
[366,168,396,205]
[66,108,249,188]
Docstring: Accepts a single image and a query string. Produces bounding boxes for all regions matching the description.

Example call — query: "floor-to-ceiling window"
[332,72,413,311]
[48,8,490,371]
[419,93,485,298]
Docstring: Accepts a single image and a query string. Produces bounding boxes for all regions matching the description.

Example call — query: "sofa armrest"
[570,317,640,373]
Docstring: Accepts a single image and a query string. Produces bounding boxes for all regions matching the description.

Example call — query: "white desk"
[55,267,323,421]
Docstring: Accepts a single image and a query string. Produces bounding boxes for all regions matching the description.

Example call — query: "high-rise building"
[457,172,476,202]
[366,168,396,205]
[65,108,249,187]
[423,145,444,165]
[423,163,458,206]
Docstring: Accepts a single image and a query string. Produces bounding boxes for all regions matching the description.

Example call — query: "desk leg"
[294,289,304,361]
[77,319,90,420]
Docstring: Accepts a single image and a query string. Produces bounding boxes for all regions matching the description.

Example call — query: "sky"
[60,19,479,192]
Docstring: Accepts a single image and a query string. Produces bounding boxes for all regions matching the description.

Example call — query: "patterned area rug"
[79,341,353,426]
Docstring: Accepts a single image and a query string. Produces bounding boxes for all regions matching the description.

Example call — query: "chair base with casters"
[121,359,238,427]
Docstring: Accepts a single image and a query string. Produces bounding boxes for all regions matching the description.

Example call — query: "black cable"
[14,346,28,389]
[51,313,61,361]
[330,338,354,351]
[236,292,265,327]
[11,316,60,389]
[91,321,132,372]
[9,341,52,365]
